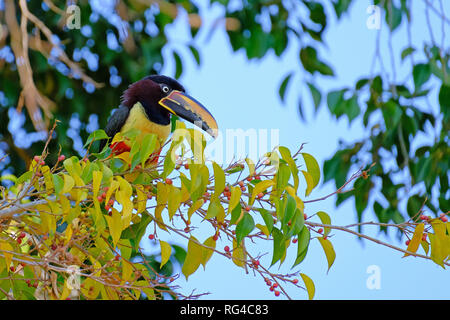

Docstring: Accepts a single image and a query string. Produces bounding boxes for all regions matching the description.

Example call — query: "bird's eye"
[162,85,170,94]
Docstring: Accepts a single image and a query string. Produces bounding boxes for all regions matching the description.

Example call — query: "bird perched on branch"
[99,75,218,159]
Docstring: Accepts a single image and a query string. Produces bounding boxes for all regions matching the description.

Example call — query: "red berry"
[105,205,110,211]
[224,186,230,192]
[420,215,427,221]
[292,238,297,243]
[58,155,66,162]
[269,286,274,292]
[165,178,173,185]
[257,192,264,199]
[422,234,427,241]
[40,161,45,166]
[148,234,155,240]
[274,290,280,297]
[97,196,103,202]
[224,245,230,252]
[238,181,244,187]
[10,266,15,272]
[304,214,307,220]
[101,192,107,199]
[272,283,278,288]
[114,255,120,261]
[441,216,448,222]
[19,232,26,239]
[17,238,22,244]
[240,186,246,192]
[253,260,260,267]
[184,163,189,170]
[318,228,323,234]
[245,206,251,212]
[213,234,218,241]
[184,227,190,233]
[405,240,410,245]
[293,279,299,284]
[33,156,40,162]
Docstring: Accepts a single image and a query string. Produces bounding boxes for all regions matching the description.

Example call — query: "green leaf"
[188,44,201,66]
[84,130,108,148]
[279,72,293,103]
[439,84,450,109]
[316,211,331,236]
[293,226,310,267]
[344,95,360,123]
[258,208,274,234]
[327,89,346,116]
[271,227,286,266]
[139,134,157,166]
[413,63,431,91]
[306,82,322,113]
[300,46,334,76]
[173,50,183,79]
[401,47,415,61]
[235,213,255,244]
[53,174,64,195]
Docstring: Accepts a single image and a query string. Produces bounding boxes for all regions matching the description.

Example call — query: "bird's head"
[121,75,218,138]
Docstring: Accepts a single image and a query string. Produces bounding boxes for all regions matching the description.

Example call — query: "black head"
[121,74,218,137]
[121,75,186,125]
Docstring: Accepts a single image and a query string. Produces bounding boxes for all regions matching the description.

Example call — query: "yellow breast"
[120,102,171,149]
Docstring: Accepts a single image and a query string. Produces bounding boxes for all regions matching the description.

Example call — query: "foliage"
[1,124,449,300]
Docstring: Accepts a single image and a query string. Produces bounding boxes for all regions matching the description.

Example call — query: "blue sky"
[146,0,450,300]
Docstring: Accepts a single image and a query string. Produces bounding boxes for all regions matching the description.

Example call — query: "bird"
[99,75,218,162]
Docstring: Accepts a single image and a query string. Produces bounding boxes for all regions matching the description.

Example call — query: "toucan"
[99,75,218,159]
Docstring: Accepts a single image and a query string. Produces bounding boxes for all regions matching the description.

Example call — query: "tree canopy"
[0,0,448,300]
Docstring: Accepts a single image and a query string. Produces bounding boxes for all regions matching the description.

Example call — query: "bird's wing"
[98,105,130,152]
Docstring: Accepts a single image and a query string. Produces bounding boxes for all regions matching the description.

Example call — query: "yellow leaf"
[300,273,315,300]
[232,239,246,268]
[92,170,103,198]
[61,174,75,194]
[155,182,168,231]
[121,260,133,283]
[116,177,133,228]
[181,236,203,280]
[105,208,122,248]
[64,224,73,245]
[318,237,336,273]
[202,236,216,268]
[404,223,424,257]
[188,198,204,221]
[301,170,314,196]
[81,278,101,299]
[245,158,255,176]
[250,180,274,206]
[285,186,305,212]
[228,186,241,214]
[136,185,147,214]
[255,223,270,237]
[105,179,119,204]
[302,153,320,189]
[0,241,13,269]
[159,240,172,268]
[167,185,182,220]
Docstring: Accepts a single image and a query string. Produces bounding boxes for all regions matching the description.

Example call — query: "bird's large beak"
[158,90,218,138]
